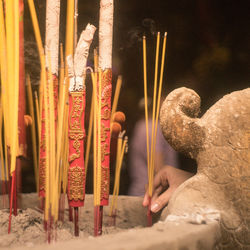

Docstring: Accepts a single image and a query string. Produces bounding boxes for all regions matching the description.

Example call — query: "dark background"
[23,0,249,193]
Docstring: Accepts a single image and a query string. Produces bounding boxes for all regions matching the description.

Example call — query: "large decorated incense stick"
[93,0,113,236]
[38,0,61,202]
[67,24,96,236]
[65,0,75,222]
[15,0,26,215]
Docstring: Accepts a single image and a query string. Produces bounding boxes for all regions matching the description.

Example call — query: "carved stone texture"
[160,87,250,249]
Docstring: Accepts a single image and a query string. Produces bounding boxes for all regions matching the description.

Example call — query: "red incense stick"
[147,196,152,227]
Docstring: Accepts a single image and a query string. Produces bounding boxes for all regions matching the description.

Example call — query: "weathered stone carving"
[160,87,250,249]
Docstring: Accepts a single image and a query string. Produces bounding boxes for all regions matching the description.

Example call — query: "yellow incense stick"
[34,91,40,143]
[149,32,160,193]
[27,75,38,191]
[62,101,69,194]
[65,0,75,58]
[85,93,94,176]
[94,48,98,72]
[27,0,44,66]
[0,104,5,181]
[96,70,102,205]
[5,0,15,153]
[85,52,98,178]
[114,136,128,210]
[47,54,57,220]
[59,44,69,195]
[90,71,97,205]
[109,134,127,215]
[58,43,65,115]
[57,43,65,193]
[111,75,122,123]
[27,0,46,158]
[142,36,151,194]
[109,131,124,216]
[0,0,10,171]
[9,0,19,174]
[56,79,66,195]
[42,55,50,221]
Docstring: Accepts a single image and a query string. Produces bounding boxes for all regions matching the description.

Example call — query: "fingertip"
[142,194,149,207]
[151,203,160,213]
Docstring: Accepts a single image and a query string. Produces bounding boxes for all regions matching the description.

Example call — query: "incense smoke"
[122,18,157,50]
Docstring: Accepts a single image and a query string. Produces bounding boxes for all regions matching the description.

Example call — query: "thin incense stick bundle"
[151,32,167,173]
[93,0,114,236]
[143,32,168,227]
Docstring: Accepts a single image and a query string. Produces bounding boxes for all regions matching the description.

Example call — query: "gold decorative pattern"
[69,91,85,162]
[101,123,109,142]
[39,158,46,191]
[102,107,111,120]
[68,165,85,201]
[101,143,109,162]
[101,166,109,200]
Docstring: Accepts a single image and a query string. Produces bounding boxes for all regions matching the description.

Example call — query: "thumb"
[150,187,173,213]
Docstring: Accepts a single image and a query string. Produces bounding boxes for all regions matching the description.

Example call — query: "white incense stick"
[99,0,113,70]
[45,0,60,75]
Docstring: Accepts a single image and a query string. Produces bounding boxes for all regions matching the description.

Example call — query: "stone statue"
[160,87,250,249]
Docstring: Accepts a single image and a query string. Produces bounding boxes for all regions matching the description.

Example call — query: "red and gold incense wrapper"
[68,90,86,207]
[67,24,96,236]
[94,0,114,236]
[99,69,112,206]
[39,0,60,201]
[15,0,26,215]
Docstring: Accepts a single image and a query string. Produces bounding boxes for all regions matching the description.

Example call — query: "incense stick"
[27,0,45,66]
[26,75,38,191]
[143,32,168,227]
[85,90,94,176]
[142,36,150,189]
[97,70,102,205]
[34,91,40,143]
[111,75,122,122]
[109,131,127,217]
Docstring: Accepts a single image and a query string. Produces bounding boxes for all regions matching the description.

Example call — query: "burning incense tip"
[111,122,121,136]
[113,111,126,124]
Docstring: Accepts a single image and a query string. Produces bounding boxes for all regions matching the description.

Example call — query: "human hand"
[143,165,194,213]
